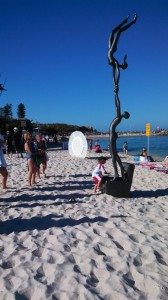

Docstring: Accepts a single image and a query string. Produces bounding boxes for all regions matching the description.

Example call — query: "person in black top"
[13,127,23,158]
[35,134,48,177]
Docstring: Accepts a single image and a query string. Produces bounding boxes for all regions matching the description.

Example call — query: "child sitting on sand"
[92,157,109,193]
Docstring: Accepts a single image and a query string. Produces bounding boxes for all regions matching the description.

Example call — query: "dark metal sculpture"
[108,14,137,180]
[0,76,7,96]
[0,83,6,94]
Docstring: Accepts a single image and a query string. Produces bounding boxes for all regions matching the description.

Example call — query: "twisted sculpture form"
[108,14,137,180]
[0,83,7,96]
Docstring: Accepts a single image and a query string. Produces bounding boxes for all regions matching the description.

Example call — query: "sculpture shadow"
[1,192,88,204]
[86,156,110,160]
[0,214,108,235]
[132,188,168,198]
[31,180,93,191]
[4,199,86,209]
[70,174,91,178]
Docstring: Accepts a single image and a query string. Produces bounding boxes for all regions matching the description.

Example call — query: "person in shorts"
[123,141,128,155]
[35,133,48,177]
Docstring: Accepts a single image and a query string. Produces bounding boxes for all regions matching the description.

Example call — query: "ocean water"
[91,135,168,160]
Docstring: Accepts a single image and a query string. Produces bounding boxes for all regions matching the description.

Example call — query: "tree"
[17,102,26,119]
[3,103,13,119]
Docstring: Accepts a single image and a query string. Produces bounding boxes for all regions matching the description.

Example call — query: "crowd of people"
[24,132,48,186]
[5,127,24,158]
[1,131,168,192]
[0,128,48,189]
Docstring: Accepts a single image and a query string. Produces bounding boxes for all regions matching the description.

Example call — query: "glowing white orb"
[68,131,88,158]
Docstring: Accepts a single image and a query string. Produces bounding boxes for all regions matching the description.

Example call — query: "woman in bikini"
[24,132,37,186]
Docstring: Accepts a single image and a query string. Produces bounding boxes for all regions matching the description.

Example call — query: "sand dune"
[0,150,168,299]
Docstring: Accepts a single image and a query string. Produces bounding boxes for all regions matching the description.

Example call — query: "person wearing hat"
[0,134,8,189]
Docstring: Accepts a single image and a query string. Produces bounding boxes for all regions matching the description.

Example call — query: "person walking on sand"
[24,132,38,187]
[0,134,8,189]
[35,133,48,177]
[123,141,128,155]
[13,127,23,158]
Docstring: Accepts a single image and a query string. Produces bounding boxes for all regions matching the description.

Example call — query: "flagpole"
[147,136,150,155]
[146,123,151,155]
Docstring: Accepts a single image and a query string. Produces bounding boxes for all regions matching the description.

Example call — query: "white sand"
[0,150,168,300]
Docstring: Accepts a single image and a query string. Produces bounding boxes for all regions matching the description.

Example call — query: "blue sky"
[0,0,168,132]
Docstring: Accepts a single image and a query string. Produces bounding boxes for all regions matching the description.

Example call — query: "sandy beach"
[0,149,168,300]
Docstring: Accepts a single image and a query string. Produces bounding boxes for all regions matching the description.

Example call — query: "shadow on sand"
[131,188,168,198]
[0,215,108,234]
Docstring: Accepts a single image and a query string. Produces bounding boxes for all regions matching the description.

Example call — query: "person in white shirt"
[92,157,109,193]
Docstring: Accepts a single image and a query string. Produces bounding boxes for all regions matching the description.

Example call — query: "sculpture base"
[102,163,135,198]
[103,178,131,198]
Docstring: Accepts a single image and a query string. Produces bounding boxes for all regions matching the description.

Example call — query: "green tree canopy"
[3,103,13,119]
[17,102,26,119]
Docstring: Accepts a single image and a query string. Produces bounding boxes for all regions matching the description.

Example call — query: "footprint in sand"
[93,244,106,256]
[153,250,167,265]
[1,260,13,269]
[34,273,47,285]
[70,231,76,239]
[14,291,28,300]
[67,254,76,264]
[122,272,135,288]
[34,266,47,284]
[93,228,101,236]
[113,240,124,250]
[86,272,99,287]
[129,234,139,243]
[106,263,115,272]
[47,255,55,264]
[73,264,82,274]
[0,245,4,253]
[103,256,111,262]
[152,234,159,240]
[46,282,57,296]
[133,255,143,267]
[72,239,79,247]
[4,276,14,291]
[32,248,43,257]
[90,259,98,268]
[63,244,71,252]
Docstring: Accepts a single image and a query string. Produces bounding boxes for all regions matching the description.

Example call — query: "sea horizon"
[89,135,168,161]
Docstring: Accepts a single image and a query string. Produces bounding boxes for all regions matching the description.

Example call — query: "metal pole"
[147,136,150,155]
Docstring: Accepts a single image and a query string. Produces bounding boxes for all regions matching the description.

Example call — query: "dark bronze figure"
[0,76,7,96]
[109,94,130,180]
[0,83,6,93]
[108,14,137,180]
